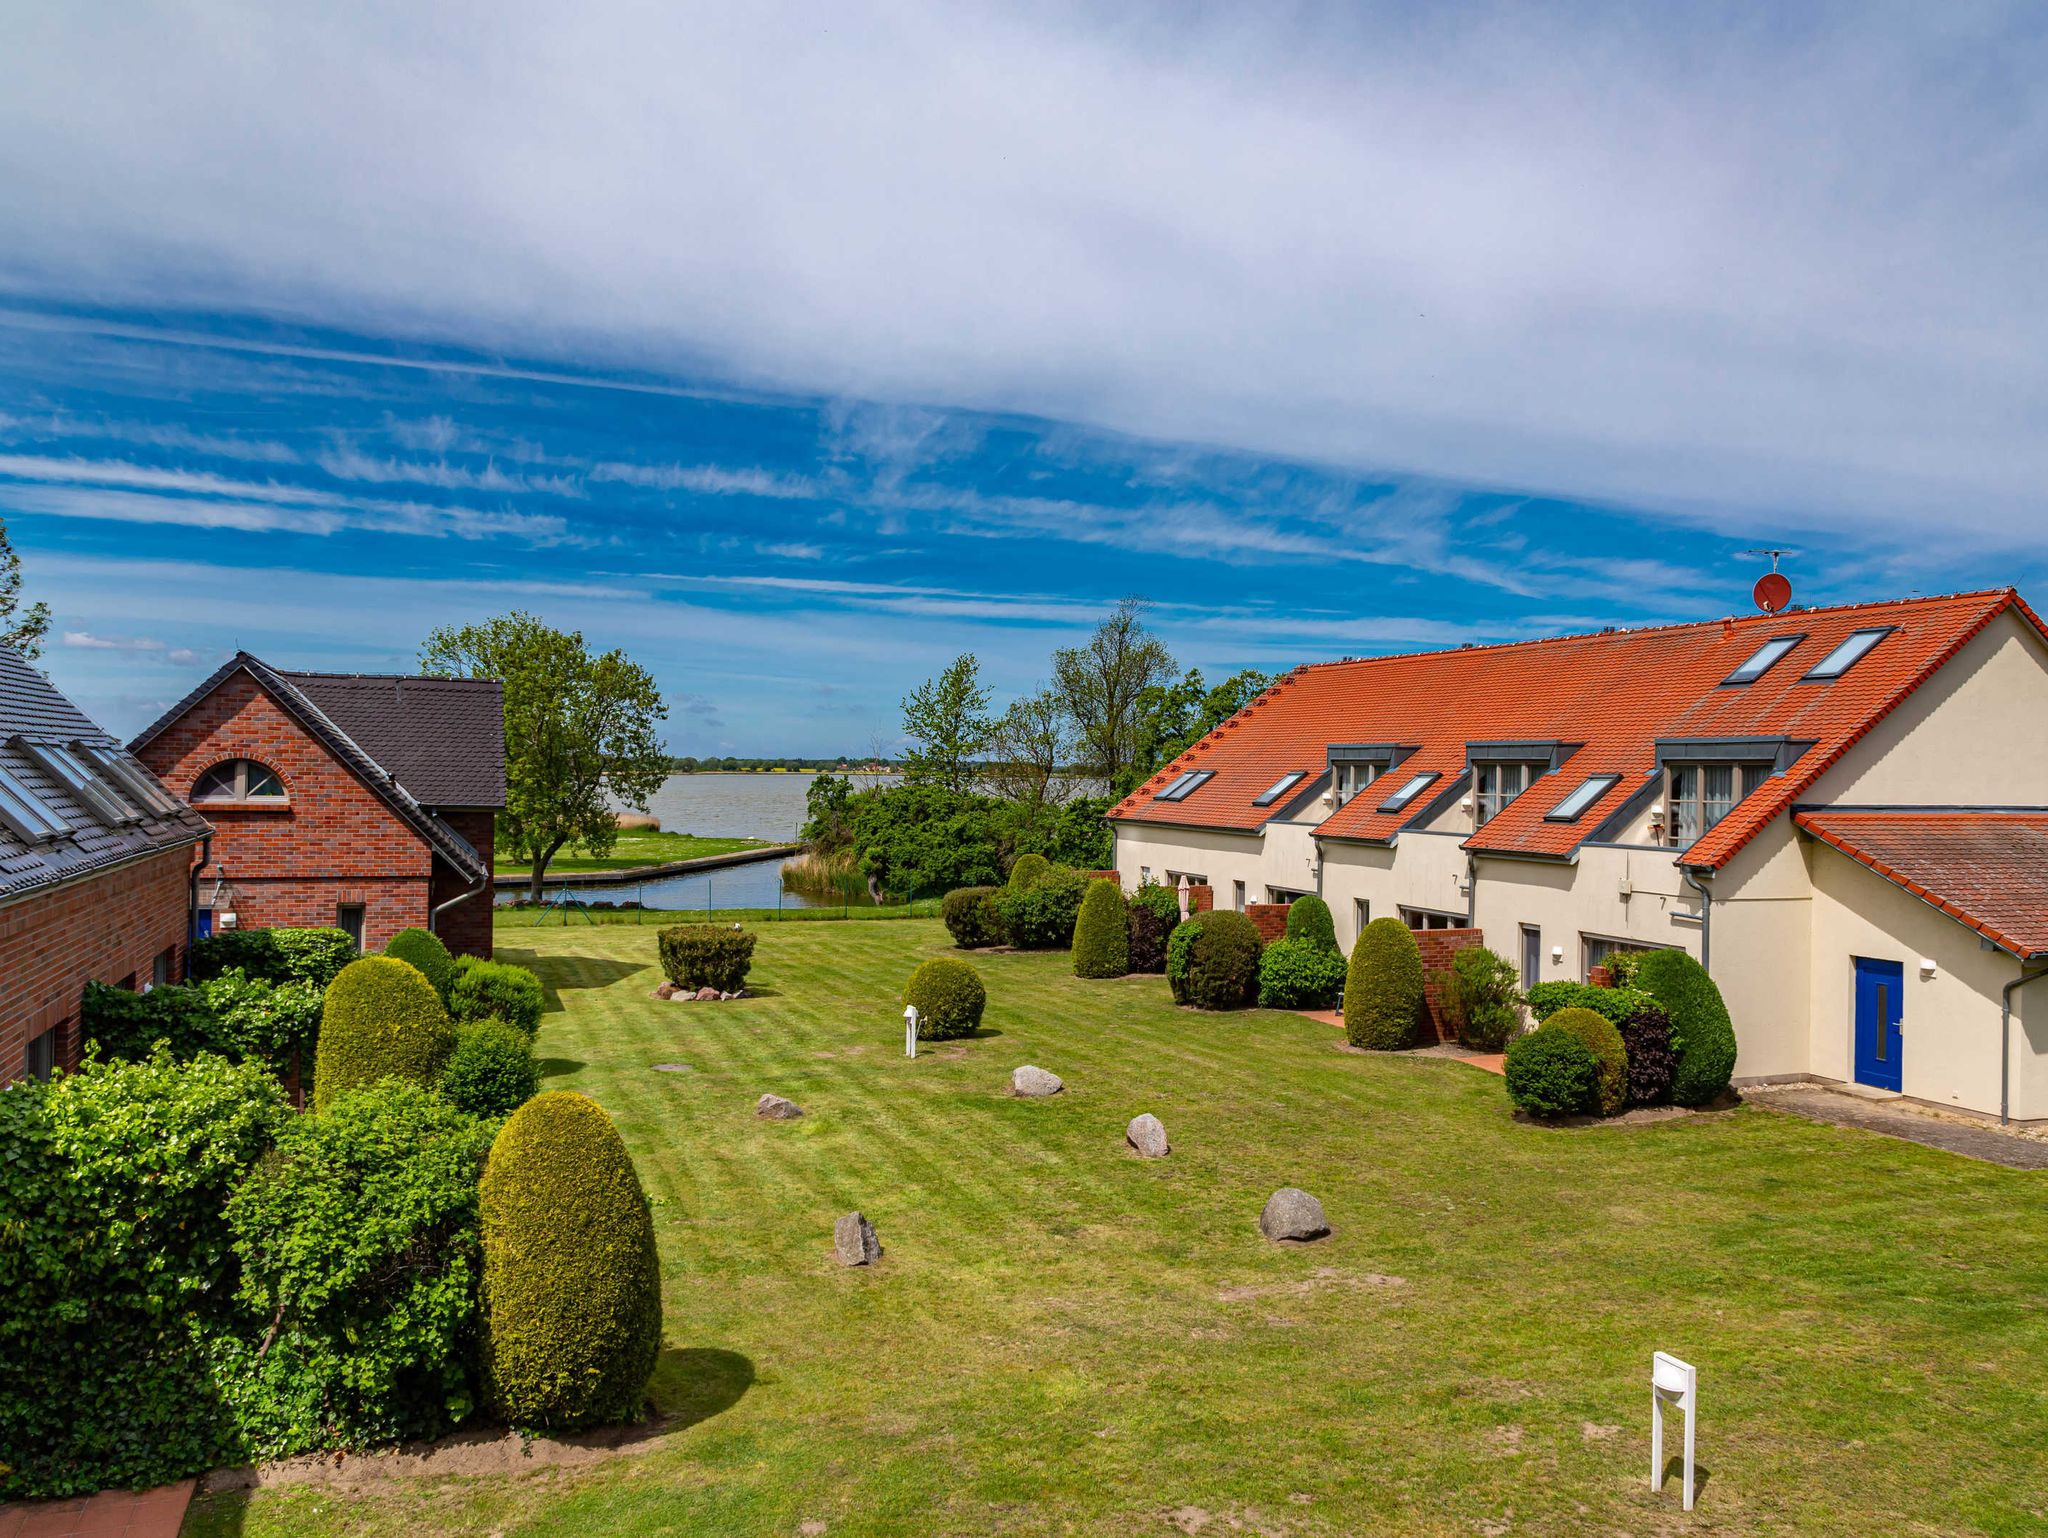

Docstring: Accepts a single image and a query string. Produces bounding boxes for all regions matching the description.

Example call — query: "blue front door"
[1853,957,1903,1091]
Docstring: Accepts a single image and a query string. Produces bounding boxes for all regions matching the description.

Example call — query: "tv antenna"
[1740,548,1794,614]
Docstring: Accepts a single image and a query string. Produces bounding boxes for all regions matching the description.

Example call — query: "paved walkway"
[1751,1086,2048,1169]
[0,1480,194,1537]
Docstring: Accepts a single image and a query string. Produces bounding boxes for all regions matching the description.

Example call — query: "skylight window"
[18,739,139,824]
[1544,773,1621,822]
[77,744,181,818]
[1376,771,1439,813]
[1253,771,1307,807]
[1802,627,1892,680]
[1722,634,1803,685]
[0,762,70,840]
[1154,770,1214,803]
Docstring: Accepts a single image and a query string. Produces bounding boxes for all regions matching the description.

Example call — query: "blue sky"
[2,5,2045,753]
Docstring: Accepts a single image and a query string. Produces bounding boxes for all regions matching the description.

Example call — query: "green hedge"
[906,957,987,1039]
[1006,852,1053,891]
[1284,894,1338,952]
[656,924,758,992]
[449,956,545,1038]
[1637,948,1738,1106]
[992,868,1087,949]
[480,1093,663,1430]
[1526,980,1654,1029]
[1166,910,1264,1010]
[312,957,455,1113]
[441,1019,542,1118]
[941,885,1007,949]
[82,971,322,1067]
[1071,879,1130,978]
[1344,918,1425,1050]
[1257,936,1346,1009]
[189,926,357,987]
[384,928,457,1003]
[1504,1027,1599,1118]
[1544,1007,1628,1116]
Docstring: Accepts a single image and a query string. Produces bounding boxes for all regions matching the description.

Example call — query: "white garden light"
[1651,1351,1697,1511]
[904,1004,919,1058]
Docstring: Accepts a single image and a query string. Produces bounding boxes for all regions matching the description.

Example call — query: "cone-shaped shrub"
[480,1092,662,1430]
[1637,948,1737,1106]
[383,927,456,1003]
[905,957,986,1038]
[1071,879,1131,978]
[1006,852,1052,891]
[313,957,455,1112]
[1343,917,1425,1050]
[1543,1007,1628,1115]
[1284,894,1338,953]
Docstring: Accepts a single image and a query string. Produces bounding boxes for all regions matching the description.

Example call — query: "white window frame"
[1473,762,1538,825]
[193,759,289,805]
[1666,763,1768,847]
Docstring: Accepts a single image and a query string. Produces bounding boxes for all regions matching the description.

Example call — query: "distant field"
[494,828,772,875]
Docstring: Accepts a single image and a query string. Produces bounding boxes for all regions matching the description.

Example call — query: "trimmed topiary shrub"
[1126,905,1170,973]
[1166,910,1264,1010]
[1071,880,1131,978]
[1344,917,1426,1050]
[1284,894,1338,953]
[1445,946,1523,1051]
[1526,980,1653,1029]
[480,1092,662,1431]
[1617,999,1678,1106]
[312,957,456,1113]
[1544,1007,1628,1116]
[440,1019,541,1118]
[1504,1026,1599,1119]
[1637,948,1738,1106]
[905,957,987,1039]
[1006,852,1053,891]
[992,868,1087,949]
[941,885,1007,949]
[656,924,757,992]
[1257,936,1346,1009]
[449,956,545,1038]
[384,928,457,1003]
[221,1081,495,1458]
[189,926,357,987]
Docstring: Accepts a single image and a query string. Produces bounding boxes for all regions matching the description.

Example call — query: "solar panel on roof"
[1802,627,1892,680]
[0,762,70,839]
[1722,634,1802,685]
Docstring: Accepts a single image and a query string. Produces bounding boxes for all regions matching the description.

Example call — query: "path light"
[1651,1351,1697,1512]
[904,1004,919,1059]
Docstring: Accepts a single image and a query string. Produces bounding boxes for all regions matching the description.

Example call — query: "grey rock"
[652,1062,692,1073]
[1259,1187,1330,1243]
[1126,1112,1169,1158]
[1012,1065,1064,1097]
[834,1211,881,1266]
[756,1093,804,1120]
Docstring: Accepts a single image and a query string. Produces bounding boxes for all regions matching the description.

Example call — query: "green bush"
[1344,917,1426,1050]
[992,868,1087,949]
[384,928,457,1003]
[80,979,219,1061]
[941,885,1007,949]
[313,957,456,1113]
[199,968,324,1064]
[1602,949,1646,988]
[449,956,545,1038]
[0,1050,287,1498]
[440,1019,541,1118]
[1166,910,1264,1010]
[1131,881,1184,929]
[1006,852,1053,891]
[1526,980,1653,1029]
[905,957,987,1039]
[1504,1026,1600,1118]
[1071,879,1130,978]
[1257,936,1346,1008]
[656,924,757,992]
[1637,948,1738,1106]
[1284,894,1338,952]
[1445,946,1523,1051]
[480,1092,663,1430]
[222,1082,494,1458]
[1544,1007,1628,1115]
[190,927,356,987]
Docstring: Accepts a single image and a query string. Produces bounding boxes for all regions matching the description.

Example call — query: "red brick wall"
[431,809,496,960]
[1246,903,1291,943]
[0,845,194,1081]
[1185,884,1215,916]
[1417,927,1486,1043]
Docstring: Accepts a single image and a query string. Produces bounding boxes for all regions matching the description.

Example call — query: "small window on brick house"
[152,947,176,987]
[118,972,136,992]
[193,759,288,804]
[1232,880,1246,912]
[337,904,366,950]
[24,1026,58,1081]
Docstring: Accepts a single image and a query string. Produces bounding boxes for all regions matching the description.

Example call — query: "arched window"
[192,759,288,804]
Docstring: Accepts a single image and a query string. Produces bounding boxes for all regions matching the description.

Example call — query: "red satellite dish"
[1754,572,1793,614]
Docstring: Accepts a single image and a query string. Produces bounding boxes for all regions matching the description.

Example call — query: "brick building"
[132,654,503,959]
[0,647,211,1082]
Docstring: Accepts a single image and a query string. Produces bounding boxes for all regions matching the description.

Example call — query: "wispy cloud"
[62,630,202,665]
[588,461,819,500]
[313,444,581,496]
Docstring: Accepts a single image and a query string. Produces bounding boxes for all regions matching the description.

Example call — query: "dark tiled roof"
[276,670,505,809]
[1795,809,2048,960]
[0,648,210,902]
[1109,590,2047,871]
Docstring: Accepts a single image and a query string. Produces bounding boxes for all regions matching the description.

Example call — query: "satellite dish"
[1754,572,1792,614]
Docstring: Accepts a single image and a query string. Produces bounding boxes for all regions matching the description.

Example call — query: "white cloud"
[62,630,203,665]
[312,444,580,496]
[588,462,819,500]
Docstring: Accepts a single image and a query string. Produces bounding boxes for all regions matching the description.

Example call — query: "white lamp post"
[904,1004,919,1058]
[1651,1351,1697,1511]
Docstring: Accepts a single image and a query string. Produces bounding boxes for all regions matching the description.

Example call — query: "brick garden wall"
[1416,927,1486,1043]
[0,844,194,1081]
[1245,903,1291,943]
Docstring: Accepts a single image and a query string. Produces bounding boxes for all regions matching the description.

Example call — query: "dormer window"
[1333,761,1378,804]
[1473,762,1541,825]
[1667,763,1769,846]
[193,759,288,805]
[1328,744,1402,806]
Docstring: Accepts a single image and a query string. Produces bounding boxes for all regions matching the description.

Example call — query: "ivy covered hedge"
[189,926,357,988]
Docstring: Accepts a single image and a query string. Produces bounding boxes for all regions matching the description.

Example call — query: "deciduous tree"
[0,514,50,659]
[1053,599,1176,794]
[901,653,993,793]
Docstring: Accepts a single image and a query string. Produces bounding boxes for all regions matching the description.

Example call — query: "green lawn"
[494,829,773,876]
[187,921,2048,1537]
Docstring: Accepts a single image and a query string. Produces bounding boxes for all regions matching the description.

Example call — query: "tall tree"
[900,653,993,793]
[0,514,51,659]
[420,612,670,902]
[1134,667,1275,777]
[983,685,1074,830]
[1052,598,1176,795]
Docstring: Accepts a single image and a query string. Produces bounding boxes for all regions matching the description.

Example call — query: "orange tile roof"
[1795,810,2048,959]
[1109,589,2047,870]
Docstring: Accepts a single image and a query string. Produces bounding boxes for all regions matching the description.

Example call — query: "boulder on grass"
[756,1093,804,1120]
[834,1211,881,1266]
[693,986,719,1002]
[1012,1065,1064,1097]
[1126,1113,1169,1158]
[1259,1187,1330,1243]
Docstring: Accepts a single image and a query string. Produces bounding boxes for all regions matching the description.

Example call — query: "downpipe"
[2000,967,2048,1125]
[430,875,488,935]
[1683,865,1713,974]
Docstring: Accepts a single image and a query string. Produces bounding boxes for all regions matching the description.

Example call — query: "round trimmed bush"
[1071,880,1130,979]
[440,1019,541,1118]
[1544,1007,1628,1116]
[1006,852,1052,891]
[905,957,987,1039]
[1504,1026,1600,1118]
[480,1092,662,1430]
[449,956,545,1038]
[1257,936,1346,1008]
[1165,910,1263,1010]
[313,957,455,1113]
[383,928,457,1003]
[1637,948,1737,1106]
[1343,917,1426,1051]
[1617,999,1678,1105]
[1284,895,1338,953]
[941,885,1007,948]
